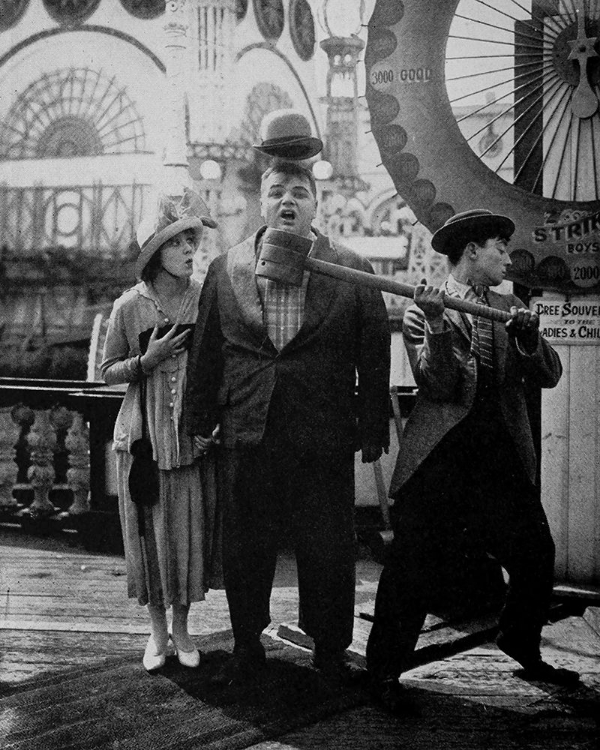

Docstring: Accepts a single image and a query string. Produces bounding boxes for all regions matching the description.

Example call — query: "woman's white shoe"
[171,635,200,668]
[143,635,167,672]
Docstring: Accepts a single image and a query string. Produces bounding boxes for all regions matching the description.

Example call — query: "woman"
[102,188,220,671]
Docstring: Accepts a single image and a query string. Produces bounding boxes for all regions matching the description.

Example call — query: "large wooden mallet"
[256,228,513,323]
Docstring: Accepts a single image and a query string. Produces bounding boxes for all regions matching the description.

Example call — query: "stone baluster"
[0,407,20,510]
[65,412,91,515]
[26,409,58,518]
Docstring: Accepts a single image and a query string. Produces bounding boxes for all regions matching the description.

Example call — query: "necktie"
[470,286,494,370]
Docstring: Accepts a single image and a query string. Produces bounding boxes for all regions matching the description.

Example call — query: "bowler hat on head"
[135,187,217,278]
[431,209,515,255]
[253,109,323,160]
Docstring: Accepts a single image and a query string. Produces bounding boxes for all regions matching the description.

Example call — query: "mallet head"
[255,228,313,286]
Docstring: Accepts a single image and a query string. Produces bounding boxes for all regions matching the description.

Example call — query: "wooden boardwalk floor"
[0,528,382,689]
[1,528,599,749]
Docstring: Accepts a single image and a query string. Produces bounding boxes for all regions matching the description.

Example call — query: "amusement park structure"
[365,0,600,586]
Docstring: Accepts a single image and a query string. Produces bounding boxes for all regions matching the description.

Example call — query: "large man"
[366,209,579,715]
[185,161,390,683]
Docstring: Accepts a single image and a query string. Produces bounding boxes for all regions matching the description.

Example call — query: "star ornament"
[567,35,599,62]
[566,13,599,120]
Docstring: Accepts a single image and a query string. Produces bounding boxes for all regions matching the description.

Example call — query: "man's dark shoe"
[312,646,365,685]
[497,633,579,686]
[519,660,580,686]
[211,640,266,687]
[370,677,421,717]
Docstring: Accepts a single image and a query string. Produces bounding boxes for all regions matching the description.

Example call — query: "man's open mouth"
[280,210,296,221]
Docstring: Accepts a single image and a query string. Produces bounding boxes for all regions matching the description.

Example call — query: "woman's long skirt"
[116,452,221,607]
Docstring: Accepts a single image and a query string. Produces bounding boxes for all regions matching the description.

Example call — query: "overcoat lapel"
[443,307,471,344]
[224,227,340,352]
[226,231,267,341]
[441,282,472,344]
[284,230,339,350]
[488,290,508,377]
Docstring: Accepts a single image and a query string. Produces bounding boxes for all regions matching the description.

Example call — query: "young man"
[185,161,390,684]
[366,209,579,715]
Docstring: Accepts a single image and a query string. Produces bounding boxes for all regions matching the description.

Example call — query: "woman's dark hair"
[140,226,201,282]
[445,224,512,265]
[141,248,163,283]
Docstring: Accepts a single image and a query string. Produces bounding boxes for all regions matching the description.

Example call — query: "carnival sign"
[365,0,600,294]
[532,297,600,344]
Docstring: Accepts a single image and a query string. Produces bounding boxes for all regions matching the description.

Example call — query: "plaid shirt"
[256,234,315,350]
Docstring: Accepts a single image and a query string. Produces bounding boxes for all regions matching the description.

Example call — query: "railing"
[0,377,125,551]
[0,183,148,256]
[0,377,417,552]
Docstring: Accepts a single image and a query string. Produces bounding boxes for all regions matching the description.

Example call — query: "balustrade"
[0,406,19,510]
[0,377,417,554]
[0,378,124,550]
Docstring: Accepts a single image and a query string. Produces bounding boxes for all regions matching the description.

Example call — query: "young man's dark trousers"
[366,416,555,681]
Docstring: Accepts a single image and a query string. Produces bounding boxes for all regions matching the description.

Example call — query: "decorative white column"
[163,0,194,193]
[190,0,236,144]
[0,407,19,510]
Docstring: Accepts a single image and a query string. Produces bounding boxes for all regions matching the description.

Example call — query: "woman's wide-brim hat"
[431,209,515,255]
[253,109,323,161]
[135,187,217,277]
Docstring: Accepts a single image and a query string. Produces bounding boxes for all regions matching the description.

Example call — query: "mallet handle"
[304,257,512,323]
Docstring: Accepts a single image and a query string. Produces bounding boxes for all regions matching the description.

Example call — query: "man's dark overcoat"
[185,226,391,454]
[366,282,563,682]
[184,226,390,649]
[391,284,562,494]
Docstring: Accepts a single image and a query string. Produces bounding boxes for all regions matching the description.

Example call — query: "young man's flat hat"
[431,209,515,255]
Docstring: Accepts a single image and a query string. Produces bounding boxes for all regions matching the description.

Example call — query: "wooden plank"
[541,345,570,579]
[567,346,600,582]
[0,589,293,636]
[250,625,600,750]
[0,608,232,636]
[553,584,600,602]
[0,619,149,634]
[404,614,600,720]
[278,610,501,672]
[583,606,600,637]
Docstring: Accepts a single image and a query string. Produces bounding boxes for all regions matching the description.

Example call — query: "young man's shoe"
[312,645,365,685]
[497,633,579,686]
[519,660,580,686]
[369,677,421,717]
[211,640,266,687]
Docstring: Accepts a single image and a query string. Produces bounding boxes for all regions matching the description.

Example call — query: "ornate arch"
[238,82,294,146]
[0,28,166,74]
[235,43,322,138]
